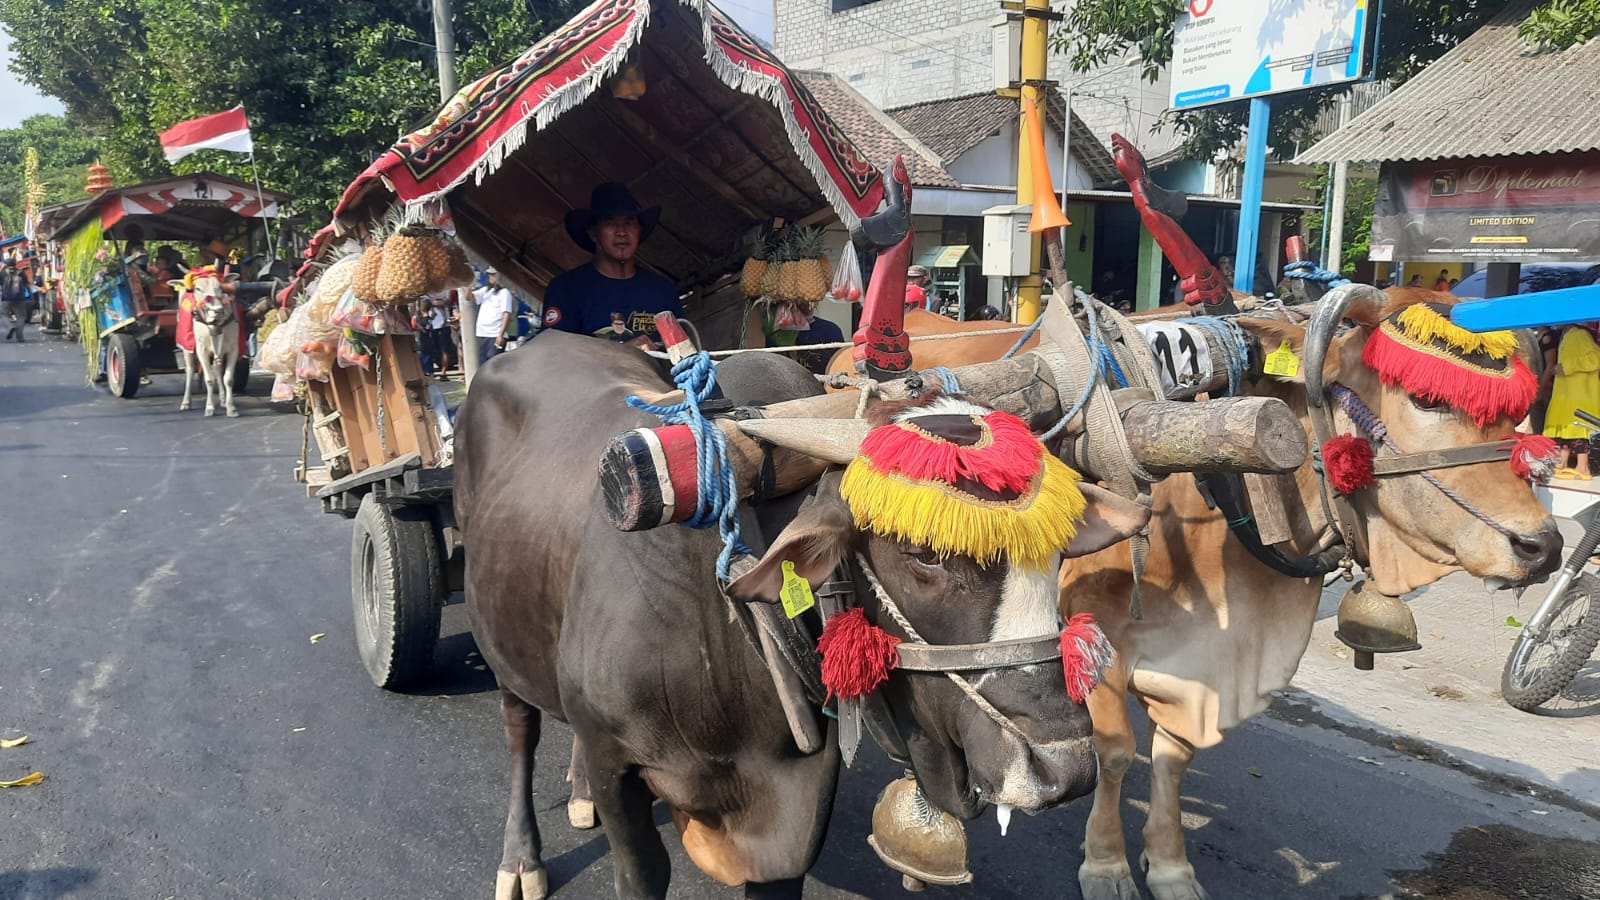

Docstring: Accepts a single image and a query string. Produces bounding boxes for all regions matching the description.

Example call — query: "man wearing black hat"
[541,182,682,349]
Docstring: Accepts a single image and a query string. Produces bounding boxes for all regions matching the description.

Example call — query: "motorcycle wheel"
[1501,572,1600,711]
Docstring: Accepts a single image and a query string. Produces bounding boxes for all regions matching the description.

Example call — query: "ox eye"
[903,546,942,568]
[1408,393,1449,412]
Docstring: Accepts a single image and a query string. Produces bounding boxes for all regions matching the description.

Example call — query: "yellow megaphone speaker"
[1024,98,1071,234]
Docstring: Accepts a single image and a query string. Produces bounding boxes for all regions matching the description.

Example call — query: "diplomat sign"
[1169,0,1372,109]
[1369,153,1600,262]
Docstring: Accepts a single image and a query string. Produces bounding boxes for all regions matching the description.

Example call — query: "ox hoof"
[179,402,191,411]
[494,866,548,900]
[226,409,239,418]
[1142,857,1211,900]
[1079,865,1140,900]
[567,797,597,830]
[204,408,215,417]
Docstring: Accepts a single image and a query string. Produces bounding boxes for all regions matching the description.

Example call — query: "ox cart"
[39,173,292,398]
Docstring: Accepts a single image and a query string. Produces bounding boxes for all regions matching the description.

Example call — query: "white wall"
[945,122,1096,191]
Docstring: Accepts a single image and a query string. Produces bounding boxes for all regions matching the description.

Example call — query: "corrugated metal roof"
[1296,2,1600,164]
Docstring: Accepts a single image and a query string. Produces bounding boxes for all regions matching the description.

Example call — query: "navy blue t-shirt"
[541,263,682,338]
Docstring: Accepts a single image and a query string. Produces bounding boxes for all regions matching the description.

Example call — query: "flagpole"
[248,150,277,261]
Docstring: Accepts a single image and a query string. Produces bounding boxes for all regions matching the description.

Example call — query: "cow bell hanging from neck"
[866,775,973,889]
[1333,580,1421,670]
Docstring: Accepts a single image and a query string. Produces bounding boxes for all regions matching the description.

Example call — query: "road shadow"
[0,867,99,899]
[0,383,95,419]
[1388,823,1600,898]
[418,627,497,696]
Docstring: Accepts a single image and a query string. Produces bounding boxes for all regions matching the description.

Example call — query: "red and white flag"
[159,105,254,163]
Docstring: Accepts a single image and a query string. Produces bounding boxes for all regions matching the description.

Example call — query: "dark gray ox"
[454,333,1149,899]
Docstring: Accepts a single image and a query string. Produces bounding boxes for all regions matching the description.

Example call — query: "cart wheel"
[107,333,141,398]
[232,357,251,395]
[351,494,443,690]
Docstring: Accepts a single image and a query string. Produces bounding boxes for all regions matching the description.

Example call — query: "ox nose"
[1511,528,1563,579]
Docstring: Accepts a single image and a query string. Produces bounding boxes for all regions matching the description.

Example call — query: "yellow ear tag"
[780,560,815,619]
[1264,340,1301,378]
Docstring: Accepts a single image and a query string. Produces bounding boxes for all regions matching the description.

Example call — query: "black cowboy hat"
[563,182,661,253]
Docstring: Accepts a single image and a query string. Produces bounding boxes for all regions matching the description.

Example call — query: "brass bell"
[1334,580,1422,670]
[866,775,973,890]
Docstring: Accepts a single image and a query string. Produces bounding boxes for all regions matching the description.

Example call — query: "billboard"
[1169,0,1371,110]
[1368,153,1600,263]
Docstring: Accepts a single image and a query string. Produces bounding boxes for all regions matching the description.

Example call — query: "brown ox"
[846,287,1562,900]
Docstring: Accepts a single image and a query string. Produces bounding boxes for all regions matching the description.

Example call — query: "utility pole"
[432,0,459,102]
[1324,94,1353,274]
[432,0,479,383]
[1013,0,1049,324]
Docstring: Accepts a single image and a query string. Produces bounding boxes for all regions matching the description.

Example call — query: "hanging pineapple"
[352,244,384,302]
[739,230,770,299]
[775,235,803,304]
[792,227,831,303]
[375,226,435,303]
[759,230,788,299]
[444,240,475,288]
[420,233,452,293]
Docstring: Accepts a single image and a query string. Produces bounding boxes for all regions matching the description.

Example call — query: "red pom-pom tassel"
[817,607,901,700]
[1322,434,1376,495]
[1061,613,1114,704]
[1509,433,1559,483]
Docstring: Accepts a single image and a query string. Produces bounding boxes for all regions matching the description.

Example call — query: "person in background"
[542,182,681,349]
[904,265,932,312]
[2,259,30,342]
[1544,322,1600,480]
[1448,277,1460,291]
[1406,273,1424,288]
[473,267,515,362]
[415,292,452,377]
[1434,269,1451,291]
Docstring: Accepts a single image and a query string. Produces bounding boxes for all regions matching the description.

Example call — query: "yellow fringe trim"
[1397,304,1519,360]
[840,453,1086,571]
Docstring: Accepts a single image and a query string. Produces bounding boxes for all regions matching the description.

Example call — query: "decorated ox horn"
[1303,282,1389,404]
[734,417,872,465]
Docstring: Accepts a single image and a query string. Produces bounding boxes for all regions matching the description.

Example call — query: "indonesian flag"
[159,105,253,162]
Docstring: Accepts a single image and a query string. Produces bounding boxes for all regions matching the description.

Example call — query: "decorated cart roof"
[320,0,886,297]
[42,172,292,243]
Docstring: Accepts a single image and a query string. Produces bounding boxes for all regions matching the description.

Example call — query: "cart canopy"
[43,173,291,244]
[318,0,885,298]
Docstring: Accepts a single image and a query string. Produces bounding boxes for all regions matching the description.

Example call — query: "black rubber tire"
[232,357,251,395]
[106,333,141,398]
[1501,572,1600,711]
[350,495,443,690]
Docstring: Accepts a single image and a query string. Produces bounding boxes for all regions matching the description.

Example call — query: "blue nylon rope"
[1328,384,1515,539]
[1284,260,1351,288]
[926,366,962,394]
[1000,315,1045,360]
[1180,317,1250,396]
[626,353,749,579]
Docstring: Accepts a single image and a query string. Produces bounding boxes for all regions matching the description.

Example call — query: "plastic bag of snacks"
[258,315,297,375]
[771,299,814,331]
[329,288,381,334]
[828,240,863,302]
[270,373,296,402]
[303,254,361,325]
[295,347,334,382]
[337,331,374,370]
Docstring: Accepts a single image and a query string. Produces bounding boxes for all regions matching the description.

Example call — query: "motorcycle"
[1502,408,1600,710]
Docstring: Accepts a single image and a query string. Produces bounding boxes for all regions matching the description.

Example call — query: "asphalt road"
[4,335,1600,900]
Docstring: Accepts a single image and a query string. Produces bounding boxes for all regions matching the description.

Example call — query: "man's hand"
[626,334,661,351]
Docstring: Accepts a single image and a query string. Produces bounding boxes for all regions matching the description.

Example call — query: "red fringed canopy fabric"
[320,0,885,303]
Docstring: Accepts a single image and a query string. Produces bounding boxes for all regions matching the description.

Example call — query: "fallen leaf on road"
[292,727,307,733]
[59,474,67,479]
[309,633,325,644]
[1247,767,1263,778]
[0,771,44,787]
[1427,684,1466,701]
[1357,756,1385,766]
[1506,615,1524,627]
[0,736,28,749]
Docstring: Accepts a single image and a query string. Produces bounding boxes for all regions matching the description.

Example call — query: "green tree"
[0,113,98,233]
[0,0,578,218]
[1298,166,1378,277]
[1054,0,1598,160]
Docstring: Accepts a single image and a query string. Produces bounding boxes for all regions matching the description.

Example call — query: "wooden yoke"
[852,156,914,380]
[1112,133,1237,313]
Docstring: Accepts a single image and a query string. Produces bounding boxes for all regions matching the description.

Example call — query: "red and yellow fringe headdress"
[1361,302,1535,426]
[839,397,1086,571]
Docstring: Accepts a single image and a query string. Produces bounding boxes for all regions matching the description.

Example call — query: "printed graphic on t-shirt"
[543,307,563,327]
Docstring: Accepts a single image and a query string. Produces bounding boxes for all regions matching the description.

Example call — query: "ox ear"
[1062,483,1151,559]
[1236,316,1364,387]
[726,472,854,602]
[167,279,186,292]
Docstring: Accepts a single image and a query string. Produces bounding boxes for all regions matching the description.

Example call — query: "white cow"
[174,267,241,417]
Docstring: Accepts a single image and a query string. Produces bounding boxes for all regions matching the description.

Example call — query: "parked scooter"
[1502,408,1600,710]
